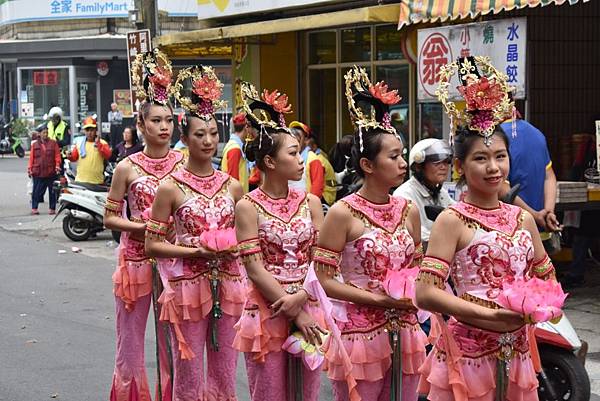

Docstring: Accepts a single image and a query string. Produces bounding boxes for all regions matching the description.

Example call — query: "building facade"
[158,0,600,177]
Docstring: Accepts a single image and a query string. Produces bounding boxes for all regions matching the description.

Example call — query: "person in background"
[221,112,256,193]
[107,102,124,147]
[67,116,112,188]
[47,106,71,151]
[500,112,560,232]
[28,125,61,215]
[562,134,599,288]
[306,136,336,206]
[394,138,455,247]
[47,106,72,178]
[111,126,144,163]
[289,121,325,199]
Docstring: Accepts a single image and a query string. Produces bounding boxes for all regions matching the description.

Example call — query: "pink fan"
[198,228,237,252]
[496,277,568,323]
[282,331,328,371]
[383,267,419,301]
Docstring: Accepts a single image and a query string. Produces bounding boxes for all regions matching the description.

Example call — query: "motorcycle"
[0,117,25,158]
[53,159,121,242]
[424,193,591,401]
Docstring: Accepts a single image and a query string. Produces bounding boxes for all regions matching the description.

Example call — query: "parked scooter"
[53,159,120,242]
[424,192,591,401]
[0,117,25,158]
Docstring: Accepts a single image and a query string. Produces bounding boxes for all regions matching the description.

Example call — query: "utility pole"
[134,0,159,39]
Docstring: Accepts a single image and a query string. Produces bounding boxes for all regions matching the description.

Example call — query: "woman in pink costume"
[313,66,427,401]
[415,57,557,401]
[104,49,183,401]
[233,82,326,401]
[145,66,245,401]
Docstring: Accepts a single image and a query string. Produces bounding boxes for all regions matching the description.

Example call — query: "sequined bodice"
[126,150,184,219]
[171,168,240,275]
[450,201,533,302]
[173,169,234,240]
[340,194,415,294]
[246,188,315,283]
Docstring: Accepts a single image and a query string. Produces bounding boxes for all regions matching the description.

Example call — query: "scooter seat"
[71,182,109,192]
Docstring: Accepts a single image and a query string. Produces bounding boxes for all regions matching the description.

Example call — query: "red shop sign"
[33,70,59,86]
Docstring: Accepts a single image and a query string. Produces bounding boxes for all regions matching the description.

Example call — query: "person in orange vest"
[67,116,112,188]
[288,121,325,200]
[28,125,62,215]
[220,112,257,192]
[306,136,337,206]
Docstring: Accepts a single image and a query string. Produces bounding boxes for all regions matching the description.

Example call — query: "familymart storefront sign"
[0,0,131,25]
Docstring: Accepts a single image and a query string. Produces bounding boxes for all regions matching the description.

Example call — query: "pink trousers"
[169,315,239,401]
[244,350,321,401]
[332,372,420,401]
[110,294,172,401]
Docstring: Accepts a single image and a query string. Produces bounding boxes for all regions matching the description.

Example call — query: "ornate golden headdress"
[436,56,515,145]
[239,81,293,149]
[344,65,402,152]
[131,48,173,106]
[172,65,227,122]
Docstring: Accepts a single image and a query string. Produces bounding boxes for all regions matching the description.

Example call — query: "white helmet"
[409,138,452,168]
[48,107,63,118]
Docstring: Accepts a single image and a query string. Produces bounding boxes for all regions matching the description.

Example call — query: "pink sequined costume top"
[418,201,548,401]
[112,150,185,310]
[158,168,246,358]
[324,193,427,383]
[233,188,325,362]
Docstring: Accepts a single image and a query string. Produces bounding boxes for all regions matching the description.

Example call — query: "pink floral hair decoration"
[172,65,227,122]
[436,56,515,146]
[131,49,173,106]
[344,65,403,152]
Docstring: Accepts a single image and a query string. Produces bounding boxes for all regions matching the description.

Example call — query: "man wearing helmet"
[47,107,71,150]
[67,116,112,188]
[393,138,455,245]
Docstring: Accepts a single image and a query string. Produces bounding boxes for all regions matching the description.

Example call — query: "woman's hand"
[131,222,146,237]
[294,310,327,346]
[492,308,526,331]
[374,293,418,312]
[270,290,308,319]
[216,248,240,262]
[191,246,218,260]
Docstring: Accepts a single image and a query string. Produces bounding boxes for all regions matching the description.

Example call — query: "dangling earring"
[358,125,364,153]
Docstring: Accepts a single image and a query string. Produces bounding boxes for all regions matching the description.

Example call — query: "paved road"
[1,155,599,400]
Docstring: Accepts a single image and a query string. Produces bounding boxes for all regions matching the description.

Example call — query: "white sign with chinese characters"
[197,0,338,20]
[126,29,151,113]
[417,18,527,102]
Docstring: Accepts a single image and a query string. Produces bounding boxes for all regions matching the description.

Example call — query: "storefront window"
[309,68,336,151]
[341,27,371,63]
[375,25,404,61]
[306,25,412,152]
[20,68,70,124]
[308,31,336,65]
[376,65,409,146]
[417,103,444,140]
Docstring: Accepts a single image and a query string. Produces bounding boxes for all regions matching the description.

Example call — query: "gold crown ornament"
[172,65,227,122]
[344,65,402,152]
[239,81,293,149]
[436,56,516,145]
[131,48,173,106]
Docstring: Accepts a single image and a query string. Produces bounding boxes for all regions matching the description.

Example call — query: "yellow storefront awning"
[398,0,588,28]
[157,4,399,48]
